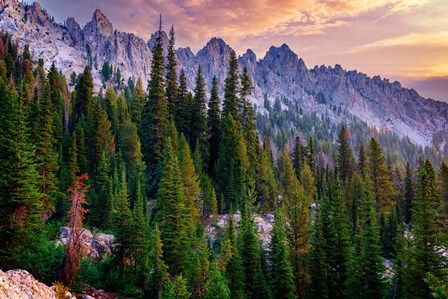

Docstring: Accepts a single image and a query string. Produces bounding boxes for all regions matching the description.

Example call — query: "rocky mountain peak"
[65,17,82,46]
[0,1,447,150]
[205,37,230,54]
[32,2,41,11]
[261,43,308,82]
[241,48,257,63]
[85,8,113,37]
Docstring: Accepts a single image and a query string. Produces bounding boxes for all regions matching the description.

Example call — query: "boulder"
[0,269,56,299]
[58,227,114,260]
[205,212,274,249]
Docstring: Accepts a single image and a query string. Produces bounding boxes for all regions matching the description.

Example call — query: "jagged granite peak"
[0,0,447,150]
[176,46,195,65]
[65,17,82,47]
[180,37,234,91]
[241,48,257,62]
[262,43,307,74]
[203,37,232,56]
[83,8,114,37]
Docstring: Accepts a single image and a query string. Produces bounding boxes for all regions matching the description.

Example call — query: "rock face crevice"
[0,0,447,149]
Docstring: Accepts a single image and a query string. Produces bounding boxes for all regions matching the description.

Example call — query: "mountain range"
[1,0,447,151]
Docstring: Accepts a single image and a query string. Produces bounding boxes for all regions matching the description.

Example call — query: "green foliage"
[166,26,178,115]
[156,137,189,274]
[191,66,208,164]
[207,76,221,174]
[337,126,354,183]
[223,50,240,121]
[215,114,248,210]
[203,261,231,299]
[280,146,311,297]
[141,17,169,195]
[0,80,44,269]
[405,160,445,298]
[367,137,396,213]
[270,211,295,299]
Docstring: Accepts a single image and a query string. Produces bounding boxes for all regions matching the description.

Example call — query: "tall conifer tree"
[165,25,178,115]
[142,16,169,194]
[207,76,221,174]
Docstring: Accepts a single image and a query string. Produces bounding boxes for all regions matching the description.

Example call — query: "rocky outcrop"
[58,227,114,260]
[0,0,447,150]
[205,212,274,248]
[0,269,58,299]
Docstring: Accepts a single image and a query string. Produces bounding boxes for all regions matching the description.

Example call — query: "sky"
[26,0,448,102]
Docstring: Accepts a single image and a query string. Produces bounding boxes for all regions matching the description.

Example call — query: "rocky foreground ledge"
[0,269,113,299]
[0,269,68,299]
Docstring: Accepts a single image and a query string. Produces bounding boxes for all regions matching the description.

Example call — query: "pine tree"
[327,183,352,299]
[37,83,59,213]
[215,114,249,210]
[156,137,188,274]
[191,66,208,162]
[358,141,367,177]
[203,261,231,299]
[308,204,329,299]
[141,16,169,194]
[174,70,192,140]
[113,170,133,275]
[240,67,259,175]
[239,202,269,298]
[367,137,395,213]
[72,67,94,129]
[223,214,246,299]
[68,133,80,187]
[307,136,316,176]
[280,146,311,297]
[161,275,191,299]
[292,135,303,180]
[405,160,445,298]
[438,162,448,228]
[201,174,218,219]
[104,87,118,135]
[337,126,354,183]
[223,50,240,121]
[257,142,278,212]
[93,150,111,228]
[346,178,384,299]
[76,127,89,174]
[178,134,201,225]
[118,119,141,174]
[269,211,296,299]
[184,228,210,298]
[131,163,150,275]
[207,76,221,174]
[404,162,415,224]
[146,224,169,299]
[300,163,316,203]
[165,25,178,115]
[0,81,44,268]
[94,107,114,169]
[130,77,146,130]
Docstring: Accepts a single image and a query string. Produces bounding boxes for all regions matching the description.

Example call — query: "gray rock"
[0,269,57,299]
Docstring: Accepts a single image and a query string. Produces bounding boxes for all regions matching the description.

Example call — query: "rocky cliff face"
[1,0,447,149]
